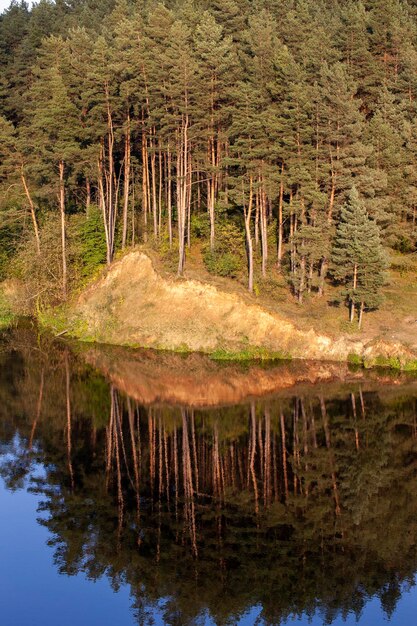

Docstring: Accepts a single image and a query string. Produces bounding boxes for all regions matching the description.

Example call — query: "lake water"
[1,326,417,626]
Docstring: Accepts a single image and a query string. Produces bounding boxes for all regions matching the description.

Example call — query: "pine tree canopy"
[0,0,416,323]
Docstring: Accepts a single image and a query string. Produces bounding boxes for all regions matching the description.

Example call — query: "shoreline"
[2,315,417,374]
[2,250,416,373]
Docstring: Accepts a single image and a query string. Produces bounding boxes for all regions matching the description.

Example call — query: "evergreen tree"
[331,187,387,326]
[29,39,82,296]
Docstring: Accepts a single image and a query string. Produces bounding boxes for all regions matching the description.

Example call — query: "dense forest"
[1,0,417,324]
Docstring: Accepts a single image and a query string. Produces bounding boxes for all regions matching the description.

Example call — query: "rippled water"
[1,327,417,625]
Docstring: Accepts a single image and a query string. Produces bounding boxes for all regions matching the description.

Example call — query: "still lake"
[1,327,417,626]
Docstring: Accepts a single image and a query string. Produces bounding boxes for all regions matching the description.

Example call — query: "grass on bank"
[210,347,292,362]
[0,292,15,330]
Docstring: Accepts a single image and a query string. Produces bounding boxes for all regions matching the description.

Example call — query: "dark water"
[1,328,417,626]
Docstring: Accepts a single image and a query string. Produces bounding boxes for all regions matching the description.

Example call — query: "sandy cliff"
[60,251,417,366]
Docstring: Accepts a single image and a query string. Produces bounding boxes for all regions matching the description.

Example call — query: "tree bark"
[122,112,131,249]
[21,169,41,255]
[59,160,67,299]
[244,176,254,293]
[277,164,284,269]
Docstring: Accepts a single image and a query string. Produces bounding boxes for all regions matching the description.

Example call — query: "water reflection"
[1,328,417,625]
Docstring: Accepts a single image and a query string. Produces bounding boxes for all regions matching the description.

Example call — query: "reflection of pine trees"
[1,335,417,624]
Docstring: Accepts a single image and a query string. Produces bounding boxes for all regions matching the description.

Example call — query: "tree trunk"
[358,301,364,328]
[158,147,163,236]
[142,127,149,243]
[298,250,305,303]
[318,257,327,297]
[98,152,110,263]
[167,146,172,247]
[86,178,91,218]
[244,176,254,293]
[350,263,358,322]
[177,113,189,276]
[21,169,41,255]
[150,129,158,238]
[277,164,284,269]
[59,160,67,299]
[260,177,268,278]
[106,83,115,264]
[122,113,131,249]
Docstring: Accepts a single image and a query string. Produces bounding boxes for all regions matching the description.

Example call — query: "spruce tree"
[331,187,387,327]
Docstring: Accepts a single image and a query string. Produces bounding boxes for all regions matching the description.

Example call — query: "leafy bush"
[191,212,210,239]
[10,217,65,306]
[71,207,107,281]
[0,222,23,281]
[204,250,241,277]
[0,290,14,329]
[202,220,244,278]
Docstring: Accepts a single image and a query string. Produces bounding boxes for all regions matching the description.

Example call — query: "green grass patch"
[210,346,292,362]
[347,352,364,366]
[37,306,97,343]
[403,359,417,373]
[340,320,360,334]
[363,355,402,370]
[0,292,16,330]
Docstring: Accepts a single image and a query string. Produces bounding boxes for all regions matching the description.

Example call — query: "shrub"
[191,212,210,239]
[70,207,107,282]
[202,220,244,278]
[204,250,241,277]
[0,290,14,329]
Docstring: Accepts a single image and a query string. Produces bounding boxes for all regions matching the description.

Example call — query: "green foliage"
[403,360,417,373]
[210,346,292,361]
[1,0,417,330]
[204,249,241,277]
[8,218,62,305]
[0,291,14,329]
[340,319,360,334]
[0,222,22,281]
[348,352,364,366]
[190,212,210,239]
[70,208,107,283]
[331,187,388,319]
[203,220,244,278]
[365,356,402,370]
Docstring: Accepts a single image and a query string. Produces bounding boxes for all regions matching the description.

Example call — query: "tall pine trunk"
[58,160,67,299]
[244,176,254,293]
[21,169,41,255]
[277,164,284,269]
[122,112,131,249]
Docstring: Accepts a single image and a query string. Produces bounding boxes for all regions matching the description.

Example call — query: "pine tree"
[331,187,387,326]
[29,39,82,297]
[0,115,41,253]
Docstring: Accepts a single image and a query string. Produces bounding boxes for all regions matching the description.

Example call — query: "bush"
[0,290,14,329]
[191,212,210,239]
[70,207,107,282]
[204,250,241,277]
[202,219,244,278]
[0,222,23,281]
[9,217,65,307]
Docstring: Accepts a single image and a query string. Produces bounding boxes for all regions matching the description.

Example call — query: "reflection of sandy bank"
[80,344,417,408]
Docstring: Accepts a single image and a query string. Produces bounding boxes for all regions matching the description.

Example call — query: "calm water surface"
[1,327,417,625]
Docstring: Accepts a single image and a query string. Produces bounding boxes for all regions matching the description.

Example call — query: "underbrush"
[0,291,15,330]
